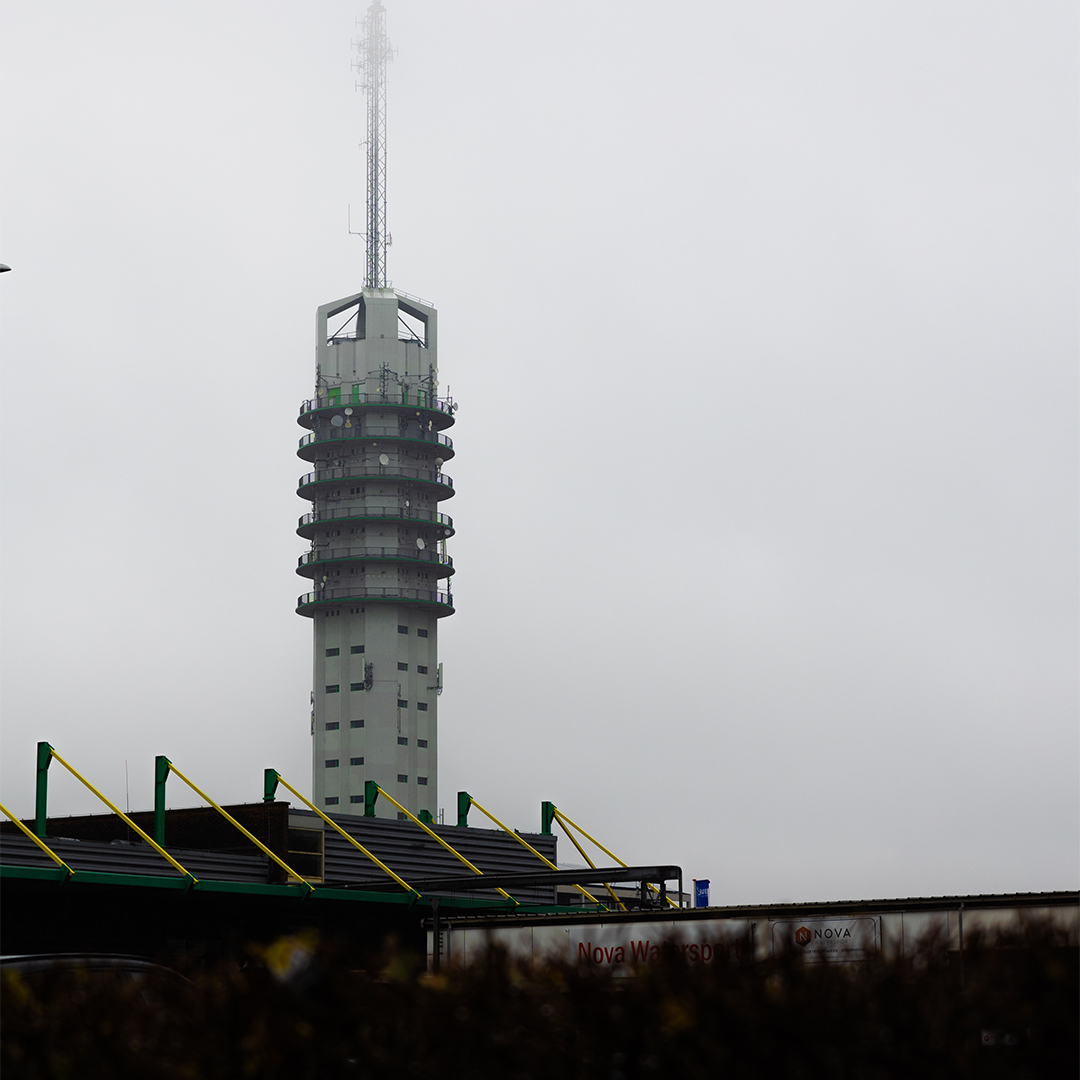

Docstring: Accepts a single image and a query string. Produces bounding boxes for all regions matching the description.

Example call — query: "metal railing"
[297,586,453,608]
[299,428,453,451]
[298,506,454,531]
[299,546,452,569]
[394,287,435,309]
[297,464,453,491]
[299,391,453,417]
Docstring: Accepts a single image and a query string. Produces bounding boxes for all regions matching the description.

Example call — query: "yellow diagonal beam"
[553,807,678,908]
[0,801,73,876]
[163,760,309,891]
[467,796,604,907]
[552,809,625,911]
[47,747,195,883]
[373,785,516,904]
[272,774,417,898]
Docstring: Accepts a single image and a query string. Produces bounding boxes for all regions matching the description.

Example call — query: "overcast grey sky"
[1,0,1076,904]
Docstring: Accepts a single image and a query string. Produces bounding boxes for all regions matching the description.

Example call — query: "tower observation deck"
[296,2,454,819]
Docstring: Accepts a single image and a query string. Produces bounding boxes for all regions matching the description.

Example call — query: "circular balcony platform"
[297,545,454,579]
[296,506,454,540]
[297,427,454,463]
[296,585,454,618]
[296,464,454,500]
[298,392,456,432]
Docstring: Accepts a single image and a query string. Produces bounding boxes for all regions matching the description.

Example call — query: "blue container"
[694,879,710,908]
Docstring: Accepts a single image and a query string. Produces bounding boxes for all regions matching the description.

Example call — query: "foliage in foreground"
[1,921,1076,1079]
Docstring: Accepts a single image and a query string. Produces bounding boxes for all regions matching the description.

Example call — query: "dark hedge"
[2,920,1075,1078]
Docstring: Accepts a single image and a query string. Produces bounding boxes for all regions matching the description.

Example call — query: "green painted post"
[456,791,472,828]
[364,780,379,817]
[541,801,556,835]
[34,742,53,838]
[418,809,433,825]
[154,756,171,846]
[263,769,280,803]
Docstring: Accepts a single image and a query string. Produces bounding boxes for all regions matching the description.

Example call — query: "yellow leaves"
[253,930,319,985]
[659,996,695,1034]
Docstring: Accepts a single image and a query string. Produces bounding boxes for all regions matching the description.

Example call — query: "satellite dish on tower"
[379,453,390,465]
[416,537,425,550]
[331,415,344,427]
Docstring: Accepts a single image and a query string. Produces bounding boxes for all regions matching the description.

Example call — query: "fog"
[1,0,1076,903]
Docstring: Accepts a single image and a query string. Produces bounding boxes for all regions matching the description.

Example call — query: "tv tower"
[295,1,455,819]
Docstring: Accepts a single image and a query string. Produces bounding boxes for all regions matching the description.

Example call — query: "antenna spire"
[355,2,392,289]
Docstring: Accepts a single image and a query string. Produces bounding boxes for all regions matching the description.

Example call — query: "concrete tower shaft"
[296,288,455,818]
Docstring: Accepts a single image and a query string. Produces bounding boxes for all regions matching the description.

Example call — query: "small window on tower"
[397,625,409,635]
[325,722,339,731]
[418,777,428,785]
[326,797,339,806]
[397,699,408,708]
[350,720,364,729]
[417,628,428,638]
[326,685,340,694]
[417,665,428,675]
[397,662,408,671]
[325,759,339,768]
[417,702,428,711]
[397,812,407,820]
[325,648,340,657]
[397,737,408,746]
[397,774,408,783]
[350,757,364,766]
[351,645,364,654]
[350,683,364,691]
[350,795,363,804]
[417,739,428,748]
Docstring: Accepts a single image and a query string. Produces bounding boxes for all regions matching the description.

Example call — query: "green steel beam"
[364,780,379,817]
[541,801,556,835]
[457,791,472,828]
[34,742,53,838]
[154,756,171,846]
[0,864,524,910]
[0,864,69,884]
[263,768,281,803]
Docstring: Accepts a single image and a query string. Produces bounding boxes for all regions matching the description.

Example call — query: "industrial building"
[3,3,1075,976]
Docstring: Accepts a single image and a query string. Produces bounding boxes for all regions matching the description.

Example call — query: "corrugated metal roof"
[0,834,269,883]
[1,810,564,901]
[294,810,560,903]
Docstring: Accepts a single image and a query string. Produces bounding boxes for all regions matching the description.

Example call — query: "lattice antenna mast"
[355,2,393,288]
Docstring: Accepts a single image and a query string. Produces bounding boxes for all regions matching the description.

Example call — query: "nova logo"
[795,926,812,947]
